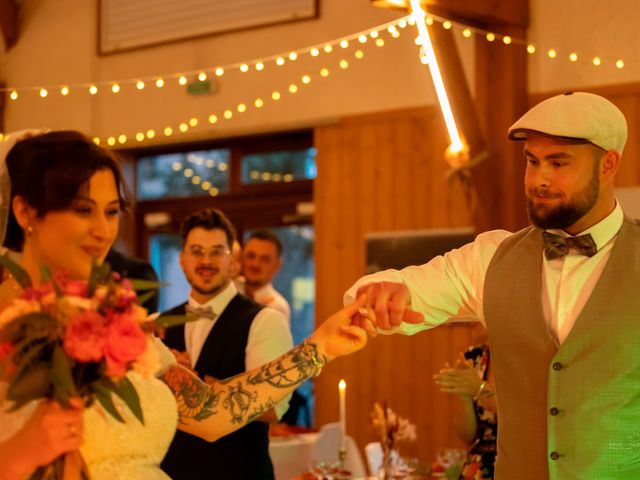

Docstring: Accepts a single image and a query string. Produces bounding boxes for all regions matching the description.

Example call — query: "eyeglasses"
[186,246,230,260]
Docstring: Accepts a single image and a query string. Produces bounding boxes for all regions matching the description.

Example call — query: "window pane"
[137,149,230,200]
[149,233,190,312]
[241,147,317,184]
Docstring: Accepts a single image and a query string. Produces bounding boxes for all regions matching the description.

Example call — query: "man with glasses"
[160,208,293,480]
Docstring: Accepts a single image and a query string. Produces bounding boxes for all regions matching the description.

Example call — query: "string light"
[39,88,48,98]
[2,13,628,101]
[60,86,70,96]
[569,52,578,62]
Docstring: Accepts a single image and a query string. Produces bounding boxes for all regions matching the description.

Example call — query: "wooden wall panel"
[313,106,475,467]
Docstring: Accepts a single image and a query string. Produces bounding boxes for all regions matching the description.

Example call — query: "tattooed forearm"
[244,341,325,388]
[247,397,276,423]
[222,381,258,424]
[161,366,220,423]
[164,341,327,442]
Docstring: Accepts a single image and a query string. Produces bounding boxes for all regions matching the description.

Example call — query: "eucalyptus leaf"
[0,254,31,289]
[7,366,51,405]
[135,290,157,307]
[49,344,78,404]
[128,279,163,291]
[11,340,50,386]
[112,375,144,424]
[39,264,62,297]
[92,380,125,423]
[155,314,198,329]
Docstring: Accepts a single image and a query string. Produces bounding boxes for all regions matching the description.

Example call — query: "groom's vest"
[484,218,640,480]
[160,295,274,480]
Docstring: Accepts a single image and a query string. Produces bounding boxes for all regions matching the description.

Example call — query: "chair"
[310,422,366,477]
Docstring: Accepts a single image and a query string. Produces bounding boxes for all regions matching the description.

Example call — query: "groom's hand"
[354,281,424,332]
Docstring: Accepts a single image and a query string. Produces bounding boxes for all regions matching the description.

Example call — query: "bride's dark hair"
[3,130,130,251]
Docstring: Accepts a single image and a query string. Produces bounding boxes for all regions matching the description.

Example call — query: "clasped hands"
[350,281,424,337]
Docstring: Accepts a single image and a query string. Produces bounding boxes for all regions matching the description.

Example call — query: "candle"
[338,379,347,451]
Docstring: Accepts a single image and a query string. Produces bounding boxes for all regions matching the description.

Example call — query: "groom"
[160,208,292,479]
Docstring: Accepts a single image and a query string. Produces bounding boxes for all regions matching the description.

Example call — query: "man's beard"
[188,267,229,297]
[527,168,600,230]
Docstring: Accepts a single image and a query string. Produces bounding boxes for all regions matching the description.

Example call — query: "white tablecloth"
[270,432,367,480]
[270,433,318,480]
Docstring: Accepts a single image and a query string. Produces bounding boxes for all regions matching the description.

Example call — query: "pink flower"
[62,280,88,297]
[104,314,147,378]
[64,311,107,362]
[0,342,13,361]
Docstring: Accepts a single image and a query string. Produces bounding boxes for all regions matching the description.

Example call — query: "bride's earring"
[26,225,33,236]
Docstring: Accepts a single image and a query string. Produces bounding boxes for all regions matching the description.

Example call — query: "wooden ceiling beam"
[425,0,528,28]
[0,0,19,50]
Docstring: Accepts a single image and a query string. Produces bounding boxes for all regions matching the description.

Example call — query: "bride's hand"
[308,295,368,362]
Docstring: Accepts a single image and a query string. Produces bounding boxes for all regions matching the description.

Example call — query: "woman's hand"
[433,355,482,398]
[309,295,369,361]
[0,398,84,479]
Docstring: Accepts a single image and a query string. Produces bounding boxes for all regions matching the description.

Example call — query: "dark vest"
[160,294,274,480]
[484,218,640,480]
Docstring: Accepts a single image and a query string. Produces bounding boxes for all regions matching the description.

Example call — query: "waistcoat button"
[549,407,559,416]
[552,362,563,371]
[550,451,560,460]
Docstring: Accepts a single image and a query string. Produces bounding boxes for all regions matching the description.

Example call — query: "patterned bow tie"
[185,304,217,320]
[542,231,598,260]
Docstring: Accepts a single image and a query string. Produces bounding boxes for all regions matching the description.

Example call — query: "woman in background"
[434,325,497,479]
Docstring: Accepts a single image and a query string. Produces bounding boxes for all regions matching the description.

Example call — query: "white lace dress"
[0,337,178,480]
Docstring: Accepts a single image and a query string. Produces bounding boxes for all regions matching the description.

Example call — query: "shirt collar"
[546,201,623,250]
[188,281,237,314]
[252,283,275,298]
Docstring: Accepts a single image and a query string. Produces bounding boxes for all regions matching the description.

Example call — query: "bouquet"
[370,402,417,479]
[0,257,162,479]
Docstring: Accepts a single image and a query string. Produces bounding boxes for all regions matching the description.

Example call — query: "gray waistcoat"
[484,218,640,480]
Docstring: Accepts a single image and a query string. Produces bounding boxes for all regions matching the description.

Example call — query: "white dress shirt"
[251,283,292,325]
[185,282,293,418]
[345,203,624,345]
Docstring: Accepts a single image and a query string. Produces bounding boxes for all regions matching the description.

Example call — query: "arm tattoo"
[243,341,325,388]
[161,341,324,427]
[161,366,220,423]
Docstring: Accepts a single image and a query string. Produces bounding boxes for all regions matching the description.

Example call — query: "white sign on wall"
[99,0,318,54]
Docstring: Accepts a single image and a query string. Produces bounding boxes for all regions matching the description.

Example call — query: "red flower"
[0,342,13,361]
[64,311,107,362]
[104,314,147,378]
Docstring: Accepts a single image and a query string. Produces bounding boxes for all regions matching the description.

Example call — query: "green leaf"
[7,365,51,406]
[0,254,32,289]
[154,314,198,330]
[128,279,163,291]
[112,376,144,425]
[92,380,125,423]
[48,344,78,405]
[11,340,50,386]
[87,257,100,297]
[39,264,62,297]
[135,290,157,307]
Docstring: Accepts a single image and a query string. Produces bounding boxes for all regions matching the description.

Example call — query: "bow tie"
[542,232,598,260]
[185,304,217,320]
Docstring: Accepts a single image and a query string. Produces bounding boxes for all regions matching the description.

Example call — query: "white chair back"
[310,422,366,477]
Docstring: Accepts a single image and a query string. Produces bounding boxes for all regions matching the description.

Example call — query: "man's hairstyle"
[180,208,236,247]
[248,229,282,256]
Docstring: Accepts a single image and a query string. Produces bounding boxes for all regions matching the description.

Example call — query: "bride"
[0,130,369,479]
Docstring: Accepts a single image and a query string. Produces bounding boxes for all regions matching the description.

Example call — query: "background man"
[160,209,292,480]
[345,92,638,480]
[242,229,291,323]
